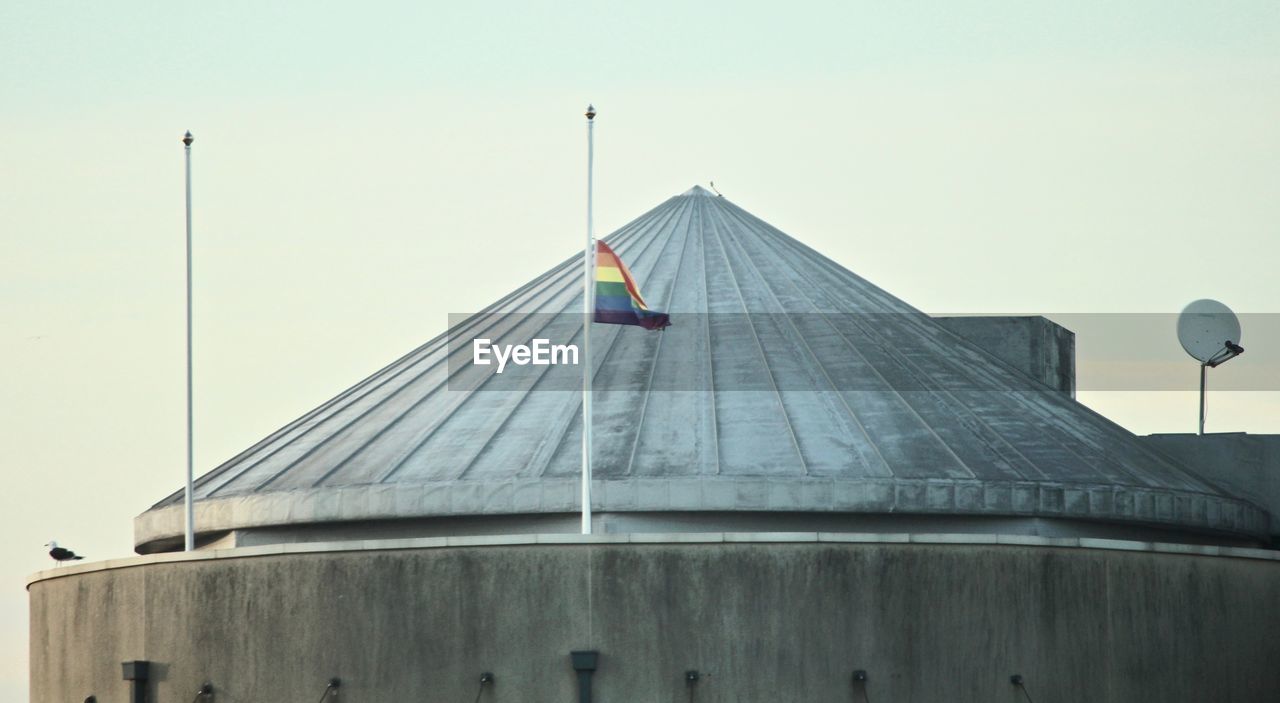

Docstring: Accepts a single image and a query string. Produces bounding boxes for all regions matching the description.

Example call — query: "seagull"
[45,541,84,563]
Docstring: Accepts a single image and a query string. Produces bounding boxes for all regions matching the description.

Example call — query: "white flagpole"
[182,130,195,551]
[581,105,596,535]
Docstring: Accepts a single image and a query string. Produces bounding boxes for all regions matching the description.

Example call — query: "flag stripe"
[596,267,625,283]
[595,282,632,299]
[594,294,636,310]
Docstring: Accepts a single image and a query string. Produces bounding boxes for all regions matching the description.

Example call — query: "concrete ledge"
[627,532,725,544]
[534,533,629,544]
[818,532,911,543]
[29,531,1280,588]
[135,477,1273,553]
[724,531,817,542]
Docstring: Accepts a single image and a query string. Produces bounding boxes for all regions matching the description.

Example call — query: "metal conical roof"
[137,186,1267,550]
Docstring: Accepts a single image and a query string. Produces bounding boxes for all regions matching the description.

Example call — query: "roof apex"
[680,184,715,197]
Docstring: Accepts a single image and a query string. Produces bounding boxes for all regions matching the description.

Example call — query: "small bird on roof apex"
[46,541,84,563]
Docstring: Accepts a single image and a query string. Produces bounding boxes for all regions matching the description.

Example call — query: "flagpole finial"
[182,131,194,146]
[585,104,596,120]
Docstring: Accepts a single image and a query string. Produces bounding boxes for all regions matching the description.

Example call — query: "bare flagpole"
[582,105,596,535]
[183,130,195,552]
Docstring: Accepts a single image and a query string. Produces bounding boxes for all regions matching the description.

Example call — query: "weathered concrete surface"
[30,541,1280,702]
[934,315,1076,395]
[1143,433,1280,540]
[135,475,1272,553]
[201,512,1267,553]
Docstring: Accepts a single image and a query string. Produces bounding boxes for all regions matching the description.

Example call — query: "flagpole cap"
[182,131,194,146]
[585,105,596,120]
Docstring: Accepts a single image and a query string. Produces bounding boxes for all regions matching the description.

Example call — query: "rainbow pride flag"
[594,241,671,330]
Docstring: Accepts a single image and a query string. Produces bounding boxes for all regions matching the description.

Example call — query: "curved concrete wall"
[29,536,1280,703]
[134,476,1272,553]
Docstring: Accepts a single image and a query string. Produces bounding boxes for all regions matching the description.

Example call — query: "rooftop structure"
[137,186,1268,551]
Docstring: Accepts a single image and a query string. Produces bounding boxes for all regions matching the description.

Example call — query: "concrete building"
[29,186,1279,702]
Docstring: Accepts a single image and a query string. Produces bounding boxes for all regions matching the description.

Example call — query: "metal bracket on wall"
[317,677,341,701]
[852,670,870,702]
[1010,674,1036,702]
[474,672,495,702]
[121,661,150,703]
[571,651,599,703]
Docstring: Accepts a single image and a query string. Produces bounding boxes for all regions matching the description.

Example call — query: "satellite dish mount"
[1176,299,1245,435]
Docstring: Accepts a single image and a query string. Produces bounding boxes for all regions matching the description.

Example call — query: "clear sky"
[3,2,1278,699]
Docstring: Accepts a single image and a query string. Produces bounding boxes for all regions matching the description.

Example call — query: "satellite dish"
[1176,298,1245,435]
[1177,299,1242,364]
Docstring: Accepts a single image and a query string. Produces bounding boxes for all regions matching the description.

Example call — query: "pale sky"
[3,2,1279,699]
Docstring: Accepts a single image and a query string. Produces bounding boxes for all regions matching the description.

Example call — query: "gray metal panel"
[138,186,1269,549]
